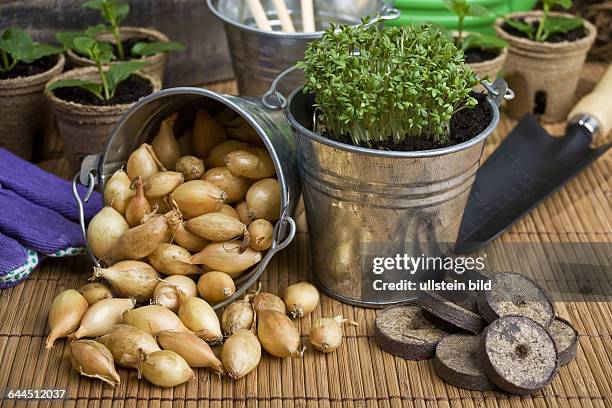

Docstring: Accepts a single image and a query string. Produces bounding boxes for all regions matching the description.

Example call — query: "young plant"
[57,0,184,61]
[48,36,146,101]
[443,0,507,52]
[0,27,63,73]
[504,0,583,42]
[297,21,480,147]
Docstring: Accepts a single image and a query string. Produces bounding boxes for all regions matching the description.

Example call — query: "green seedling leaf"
[0,27,63,70]
[462,33,507,51]
[47,78,104,100]
[55,31,82,49]
[504,18,535,39]
[106,60,146,97]
[131,41,185,56]
[73,36,113,63]
[84,24,107,37]
[83,0,129,26]
[540,16,583,40]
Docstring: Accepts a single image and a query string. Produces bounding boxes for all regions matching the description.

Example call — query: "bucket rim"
[285,86,500,158]
[207,0,326,39]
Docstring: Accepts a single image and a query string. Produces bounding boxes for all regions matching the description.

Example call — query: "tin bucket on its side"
[73,87,300,310]
[207,0,399,96]
[266,72,512,308]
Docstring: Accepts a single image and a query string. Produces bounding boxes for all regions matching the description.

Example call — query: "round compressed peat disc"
[422,309,461,333]
[433,334,496,391]
[479,272,554,327]
[418,290,484,334]
[374,305,447,360]
[480,315,558,395]
[548,317,578,366]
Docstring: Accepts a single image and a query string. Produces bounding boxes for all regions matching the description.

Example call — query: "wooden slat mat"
[1,64,611,407]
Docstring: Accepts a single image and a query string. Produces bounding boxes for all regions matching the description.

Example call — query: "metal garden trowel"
[456,64,612,254]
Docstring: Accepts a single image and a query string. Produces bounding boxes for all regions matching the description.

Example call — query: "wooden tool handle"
[271,0,296,32]
[569,64,612,138]
[246,0,272,31]
[300,0,315,32]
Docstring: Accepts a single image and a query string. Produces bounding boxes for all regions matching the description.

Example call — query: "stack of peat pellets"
[374,272,578,395]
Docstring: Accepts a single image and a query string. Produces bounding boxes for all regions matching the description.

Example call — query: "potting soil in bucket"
[207,0,398,96]
[75,87,300,308]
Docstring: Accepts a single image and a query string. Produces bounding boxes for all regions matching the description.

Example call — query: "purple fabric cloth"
[0,148,102,221]
[0,232,28,277]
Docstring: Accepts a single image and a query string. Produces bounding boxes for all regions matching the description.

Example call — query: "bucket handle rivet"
[482,78,514,107]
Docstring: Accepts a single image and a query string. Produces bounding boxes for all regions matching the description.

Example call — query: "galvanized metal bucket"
[72,87,300,310]
[207,0,400,96]
[266,72,512,307]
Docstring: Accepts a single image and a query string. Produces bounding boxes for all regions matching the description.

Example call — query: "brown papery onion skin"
[203,167,251,203]
[188,242,262,277]
[245,178,281,222]
[221,300,254,337]
[45,289,89,349]
[248,219,273,251]
[157,331,224,374]
[309,316,348,353]
[141,350,194,388]
[217,204,240,220]
[235,200,252,226]
[283,282,320,319]
[78,282,113,306]
[123,305,191,335]
[153,275,197,312]
[93,261,159,303]
[257,310,302,358]
[173,222,209,253]
[72,297,136,339]
[175,156,205,181]
[206,140,248,168]
[192,109,227,158]
[152,113,181,170]
[70,340,121,387]
[87,206,129,262]
[171,180,226,219]
[250,292,285,315]
[144,171,184,199]
[147,243,202,276]
[197,271,235,304]
[185,212,246,242]
[221,329,261,379]
[98,324,161,368]
[127,143,164,180]
[225,148,276,180]
[104,169,134,216]
[125,178,151,227]
[177,292,223,344]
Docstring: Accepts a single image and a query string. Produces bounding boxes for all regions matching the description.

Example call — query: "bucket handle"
[212,214,297,310]
[72,154,103,269]
[482,78,514,107]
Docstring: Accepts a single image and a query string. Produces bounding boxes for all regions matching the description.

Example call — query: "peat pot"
[73,87,300,310]
[208,0,400,96]
[280,81,508,308]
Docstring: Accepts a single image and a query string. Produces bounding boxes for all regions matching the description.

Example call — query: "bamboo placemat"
[0,64,610,408]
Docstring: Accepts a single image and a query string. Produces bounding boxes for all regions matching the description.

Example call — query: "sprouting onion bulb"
[104,169,134,216]
[87,206,129,262]
[221,329,261,379]
[45,289,89,349]
[93,261,160,303]
[98,324,161,368]
[72,297,136,339]
[151,112,181,171]
[140,350,194,388]
[197,271,235,305]
[257,310,303,358]
[70,340,121,387]
[283,282,320,318]
[309,315,357,353]
[157,330,224,374]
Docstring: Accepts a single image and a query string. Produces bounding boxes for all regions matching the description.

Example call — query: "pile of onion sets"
[46,108,357,388]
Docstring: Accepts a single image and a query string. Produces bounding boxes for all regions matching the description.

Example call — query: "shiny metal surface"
[285,88,502,307]
[75,87,300,310]
[208,0,397,96]
[569,114,600,139]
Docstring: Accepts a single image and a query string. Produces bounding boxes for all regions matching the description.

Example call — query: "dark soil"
[502,19,587,43]
[0,55,58,80]
[464,48,500,64]
[52,74,152,106]
[330,93,491,152]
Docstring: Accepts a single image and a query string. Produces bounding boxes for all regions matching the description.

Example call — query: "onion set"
[283,282,320,319]
[197,271,235,305]
[46,289,89,349]
[153,275,198,312]
[157,330,224,374]
[98,324,161,368]
[72,297,136,339]
[70,340,121,387]
[93,261,160,303]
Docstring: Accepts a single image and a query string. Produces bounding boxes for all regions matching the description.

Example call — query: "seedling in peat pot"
[443,0,507,53]
[48,36,146,101]
[504,0,583,42]
[0,27,63,73]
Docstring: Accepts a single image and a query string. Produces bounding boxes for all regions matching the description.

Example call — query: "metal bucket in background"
[274,79,512,308]
[73,87,300,310]
[207,0,399,96]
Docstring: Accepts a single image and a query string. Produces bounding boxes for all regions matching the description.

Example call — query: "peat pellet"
[374,305,447,360]
[419,290,484,334]
[433,334,496,391]
[480,315,558,395]
[479,272,554,327]
[422,309,461,333]
[548,317,578,366]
